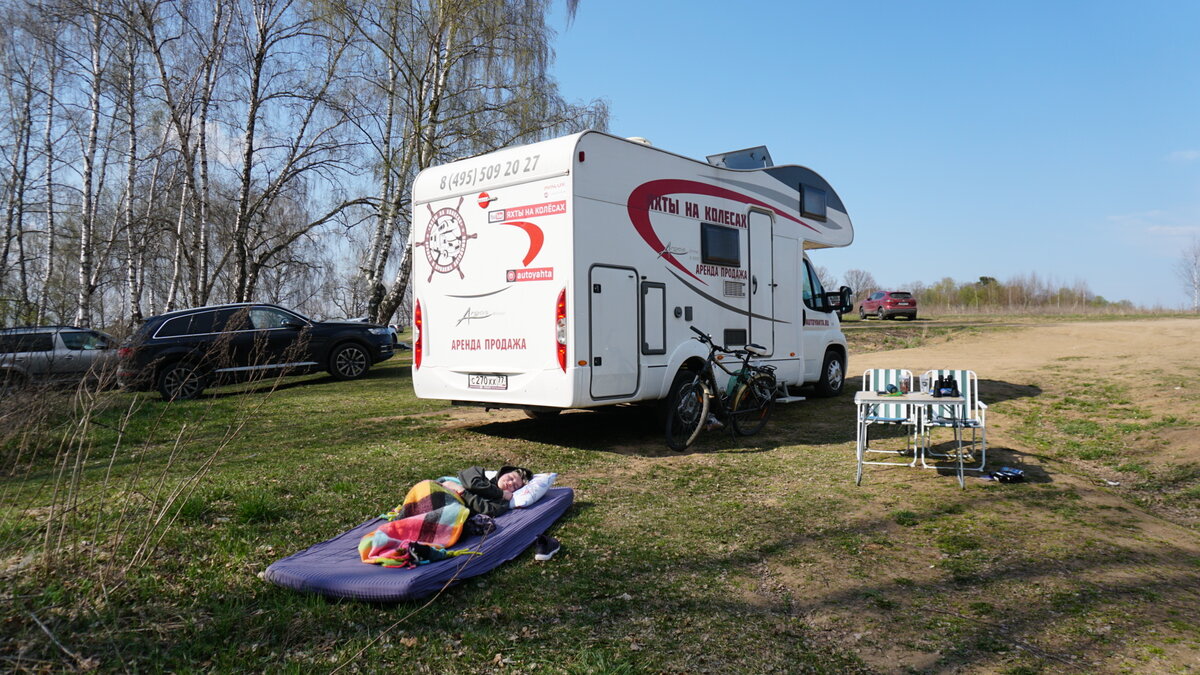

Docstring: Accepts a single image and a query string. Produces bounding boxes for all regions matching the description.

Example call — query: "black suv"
[117,303,394,400]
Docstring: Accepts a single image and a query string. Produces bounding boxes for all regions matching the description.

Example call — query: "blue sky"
[548,1,1200,308]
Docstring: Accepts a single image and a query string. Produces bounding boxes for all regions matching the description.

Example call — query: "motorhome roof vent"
[706,146,773,169]
[626,137,653,146]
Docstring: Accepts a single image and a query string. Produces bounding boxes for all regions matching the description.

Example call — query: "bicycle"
[664,326,778,451]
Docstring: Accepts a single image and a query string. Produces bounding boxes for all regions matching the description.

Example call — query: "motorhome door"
[748,210,774,353]
[588,265,639,399]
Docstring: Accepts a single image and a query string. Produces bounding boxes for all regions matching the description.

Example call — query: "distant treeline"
[843,269,1149,314]
[909,274,1137,313]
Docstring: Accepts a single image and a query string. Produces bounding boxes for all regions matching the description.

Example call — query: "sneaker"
[534,535,560,561]
[705,414,724,431]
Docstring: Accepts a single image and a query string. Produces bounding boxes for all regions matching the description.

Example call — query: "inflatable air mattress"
[264,487,573,602]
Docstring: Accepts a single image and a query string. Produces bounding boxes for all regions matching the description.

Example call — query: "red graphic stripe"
[501,221,544,266]
[627,179,820,283]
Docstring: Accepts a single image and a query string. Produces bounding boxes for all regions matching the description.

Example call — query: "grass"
[1,319,1199,672]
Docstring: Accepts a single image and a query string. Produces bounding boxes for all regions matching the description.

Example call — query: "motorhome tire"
[730,373,776,436]
[814,351,845,398]
[665,370,709,451]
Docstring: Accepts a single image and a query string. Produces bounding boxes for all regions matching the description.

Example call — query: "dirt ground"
[442,318,1200,672]
[856,318,1200,504]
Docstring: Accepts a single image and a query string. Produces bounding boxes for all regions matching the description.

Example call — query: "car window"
[0,333,54,352]
[890,292,913,300]
[157,310,220,337]
[222,308,251,331]
[61,331,110,350]
[250,307,296,330]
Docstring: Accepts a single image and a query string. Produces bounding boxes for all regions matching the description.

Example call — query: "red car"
[860,291,918,320]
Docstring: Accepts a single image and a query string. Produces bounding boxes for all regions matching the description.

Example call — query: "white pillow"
[510,472,557,508]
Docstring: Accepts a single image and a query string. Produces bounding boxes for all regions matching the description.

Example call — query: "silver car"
[0,326,117,388]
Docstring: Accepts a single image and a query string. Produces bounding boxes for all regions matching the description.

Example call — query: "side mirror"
[281,319,306,330]
[840,286,853,313]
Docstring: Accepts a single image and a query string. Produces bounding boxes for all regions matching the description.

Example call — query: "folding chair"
[859,369,918,467]
[919,369,988,484]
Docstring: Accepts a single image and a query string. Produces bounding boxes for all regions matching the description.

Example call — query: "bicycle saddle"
[744,343,768,356]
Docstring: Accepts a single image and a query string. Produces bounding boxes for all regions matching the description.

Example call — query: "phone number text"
[438,154,541,192]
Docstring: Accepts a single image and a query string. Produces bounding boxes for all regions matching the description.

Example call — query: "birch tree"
[227,0,363,302]
[341,0,608,325]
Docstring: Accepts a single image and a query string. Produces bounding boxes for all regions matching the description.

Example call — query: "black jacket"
[455,466,512,517]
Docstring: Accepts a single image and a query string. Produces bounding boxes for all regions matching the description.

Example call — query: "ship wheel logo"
[415,197,477,282]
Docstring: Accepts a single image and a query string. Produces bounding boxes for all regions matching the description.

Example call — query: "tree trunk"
[75,2,104,327]
[38,48,57,325]
[124,4,142,325]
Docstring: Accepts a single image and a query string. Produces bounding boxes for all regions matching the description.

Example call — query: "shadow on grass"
[460,377,1044,460]
[468,405,785,457]
[198,361,409,400]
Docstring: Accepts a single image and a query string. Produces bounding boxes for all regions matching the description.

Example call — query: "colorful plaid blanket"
[359,480,475,568]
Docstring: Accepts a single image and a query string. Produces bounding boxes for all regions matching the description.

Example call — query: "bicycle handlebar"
[688,325,762,360]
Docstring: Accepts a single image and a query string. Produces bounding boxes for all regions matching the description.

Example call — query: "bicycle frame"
[664,326,778,451]
[690,329,775,424]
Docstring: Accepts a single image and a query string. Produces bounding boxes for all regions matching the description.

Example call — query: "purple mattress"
[264,487,573,602]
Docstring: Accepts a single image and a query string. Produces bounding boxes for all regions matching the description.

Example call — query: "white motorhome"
[409,131,853,414]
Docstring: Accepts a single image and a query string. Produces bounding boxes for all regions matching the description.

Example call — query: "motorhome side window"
[700,222,740,266]
[802,259,830,312]
[800,185,827,221]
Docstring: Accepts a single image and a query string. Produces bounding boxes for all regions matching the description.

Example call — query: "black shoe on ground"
[534,535,560,561]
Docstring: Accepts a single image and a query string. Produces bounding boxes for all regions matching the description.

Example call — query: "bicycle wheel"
[730,372,777,436]
[665,371,709,451]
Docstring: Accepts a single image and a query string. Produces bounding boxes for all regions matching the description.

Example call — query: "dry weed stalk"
[0,353,291,591]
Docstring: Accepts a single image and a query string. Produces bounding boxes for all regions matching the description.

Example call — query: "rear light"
[117,347,132,359]
[555,288,567,372]
[413,300,423,370]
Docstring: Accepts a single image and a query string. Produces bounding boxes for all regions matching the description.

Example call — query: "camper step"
[774,395,806,404]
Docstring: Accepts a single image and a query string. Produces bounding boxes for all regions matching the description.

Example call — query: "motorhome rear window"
[701,223,740,267]
[800,185,827,221]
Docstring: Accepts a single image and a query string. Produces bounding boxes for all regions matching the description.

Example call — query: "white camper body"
[410,131,853,411]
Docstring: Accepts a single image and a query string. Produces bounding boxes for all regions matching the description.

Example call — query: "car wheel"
[157,362,205,401]
[814,350,845,398]
[858,307,867,320]
[329,343,370,380]
[876,308,886,321]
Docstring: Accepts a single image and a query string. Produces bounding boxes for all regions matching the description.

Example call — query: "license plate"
[468,374,508,390]
[897,302,911,306]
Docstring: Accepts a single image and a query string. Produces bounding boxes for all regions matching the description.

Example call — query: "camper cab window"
[701,223,740,267]
[800,185,827,221]
[802,259,832,312]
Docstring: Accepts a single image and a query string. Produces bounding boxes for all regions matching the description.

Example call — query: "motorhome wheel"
[814,351,845,397]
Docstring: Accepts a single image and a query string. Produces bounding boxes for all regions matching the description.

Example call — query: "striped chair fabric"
[863,369,914,423]
[924,369,983,429]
